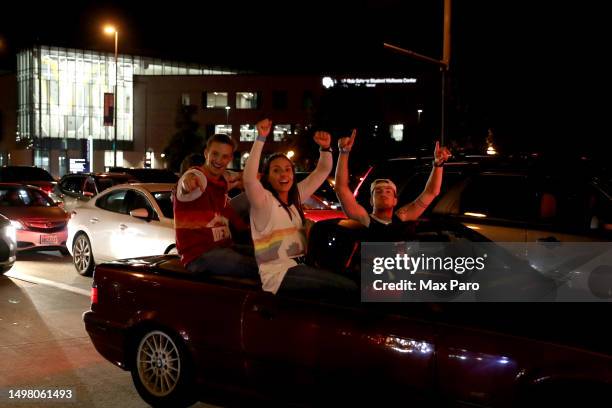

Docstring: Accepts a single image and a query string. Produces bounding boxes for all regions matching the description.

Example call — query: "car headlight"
[3,225,16,243]
[10,220,24,230]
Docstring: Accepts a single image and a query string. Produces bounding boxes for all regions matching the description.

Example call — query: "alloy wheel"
[136,331,181,397]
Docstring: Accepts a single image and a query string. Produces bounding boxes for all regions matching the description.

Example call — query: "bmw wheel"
[72,233,95,276]
[131,329,195,407]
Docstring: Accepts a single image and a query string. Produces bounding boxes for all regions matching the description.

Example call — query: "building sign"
[69,159,88,173]
[322,76,417,89]
[103,93,114,126]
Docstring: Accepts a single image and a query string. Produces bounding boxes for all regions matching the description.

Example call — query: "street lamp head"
[104,26,117,35]
[225,106,231,111]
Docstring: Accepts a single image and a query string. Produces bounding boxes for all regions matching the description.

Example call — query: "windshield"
[153,191,174,219]
[0,187,55,207]
[0,167,55,182]
[95,176,135,192]
[295,173,338,204]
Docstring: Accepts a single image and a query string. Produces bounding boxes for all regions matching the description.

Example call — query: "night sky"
[0,1,607,156]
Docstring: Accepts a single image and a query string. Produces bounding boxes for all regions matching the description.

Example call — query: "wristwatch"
[433,160,444,167]
[319,146,333,153]
[339,147,351,154]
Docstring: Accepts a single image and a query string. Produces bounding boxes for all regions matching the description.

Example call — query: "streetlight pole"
[383,0,452,145]
[104,26,119,167]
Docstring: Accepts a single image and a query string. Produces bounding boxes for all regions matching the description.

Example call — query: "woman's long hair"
[261,153,306,225]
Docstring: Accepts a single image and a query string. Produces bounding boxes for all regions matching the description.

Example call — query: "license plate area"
[40,234,59,245]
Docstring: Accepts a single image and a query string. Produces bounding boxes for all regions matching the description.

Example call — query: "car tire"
[131,329,196,407]
[59,247,70,256]
[1,265,14,275]
[72,233,95,276]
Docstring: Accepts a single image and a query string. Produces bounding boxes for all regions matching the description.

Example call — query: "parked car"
[108,167,179,183]
[0,166,58,200]
[84,218,611,407]
[0,213,17,274]
[354,155,612,286]
[296,172,340,209]
[67,183,175,276]
[302,194,346,222]
[0,184,70,255]
[54,172,138,212]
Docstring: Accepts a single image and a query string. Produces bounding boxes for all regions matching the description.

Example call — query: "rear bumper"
[83,310,130,370]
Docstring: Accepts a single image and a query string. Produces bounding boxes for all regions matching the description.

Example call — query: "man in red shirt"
[174,134,257,277]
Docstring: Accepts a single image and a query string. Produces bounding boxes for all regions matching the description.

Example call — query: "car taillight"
[91,286,98,305]
[41,186,54,195]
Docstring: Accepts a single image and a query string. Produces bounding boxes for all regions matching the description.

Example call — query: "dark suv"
[355,154,612,242]
[54,172,137,212]
[353,154,612,283]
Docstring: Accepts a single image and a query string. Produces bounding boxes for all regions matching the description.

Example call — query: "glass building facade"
[16,45,236,170]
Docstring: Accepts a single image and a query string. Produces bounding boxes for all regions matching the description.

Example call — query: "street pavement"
[0,251,217,408]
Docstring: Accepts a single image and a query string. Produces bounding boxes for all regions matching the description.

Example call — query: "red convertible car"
[84,219,611,407]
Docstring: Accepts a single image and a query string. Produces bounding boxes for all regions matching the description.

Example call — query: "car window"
[460,174,532,221]
[303,196,330,210]
[533,177,612,230]
[0,187,55,207]
[83,177,96,194]
[95,176,133,193]
[96,189,128,214]
[153,191,174,219]
[61,176,84,194]
[125,190,157,220]
[295,173,338,204]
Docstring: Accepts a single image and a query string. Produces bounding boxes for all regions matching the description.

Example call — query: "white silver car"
[67,183,176,276]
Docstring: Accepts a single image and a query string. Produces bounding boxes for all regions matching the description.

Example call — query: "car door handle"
[119,224,128,230]
[252,304,275,320]
[89,218,99,223]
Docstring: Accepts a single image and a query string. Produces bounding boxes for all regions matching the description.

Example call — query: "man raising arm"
[334,129,451,228]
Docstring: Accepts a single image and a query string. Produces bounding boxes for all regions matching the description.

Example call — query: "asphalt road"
[0,251,217,408]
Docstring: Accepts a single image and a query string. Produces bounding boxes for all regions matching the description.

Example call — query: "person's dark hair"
[261,153,305,224]
[206,133,237,151]
[179,153,205,175]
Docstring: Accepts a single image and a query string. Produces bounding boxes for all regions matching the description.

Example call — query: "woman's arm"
[298,131,333,201]
[243,119,273,231]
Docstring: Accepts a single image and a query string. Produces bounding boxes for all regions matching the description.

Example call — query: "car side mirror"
[130,208,150,219]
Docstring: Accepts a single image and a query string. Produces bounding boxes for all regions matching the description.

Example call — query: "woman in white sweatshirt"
[243,118,357,298]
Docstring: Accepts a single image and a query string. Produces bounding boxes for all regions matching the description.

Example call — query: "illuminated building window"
[214,125,232,136]
[236,92,259,109]
[16,45,237,153]
[181,93,190,106]
[240,125,256,142]
[104,151,124,167]
[273,125,291,142]
[204,92,228,108]
[390,124,404,141]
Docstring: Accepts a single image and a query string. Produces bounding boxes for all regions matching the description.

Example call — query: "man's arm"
[334,129,370,225]
[176,169,207,202]
[396,141,451,221]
